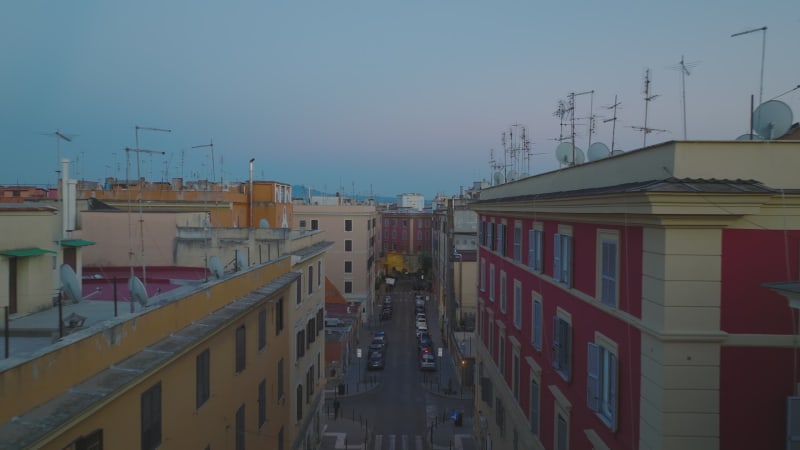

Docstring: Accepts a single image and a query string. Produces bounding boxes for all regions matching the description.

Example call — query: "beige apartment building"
[293,203,380,322]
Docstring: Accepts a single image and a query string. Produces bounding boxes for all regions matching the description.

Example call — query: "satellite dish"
[587,142,611,161]
[209,255,224,279]
[259,218,269,228]
[611,149,625,156]
[736,133,764,141]
[753,100,793,139]
[555,142,584,165]
[128,276,149,307]
[236,251,248,271]
[60,264,83,303]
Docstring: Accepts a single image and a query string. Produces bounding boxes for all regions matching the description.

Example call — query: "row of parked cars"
[414,294,436,371]
[367,329,387,370]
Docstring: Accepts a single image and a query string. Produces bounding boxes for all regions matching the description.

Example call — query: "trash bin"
[454,412,463,426]
[338,384,345,395]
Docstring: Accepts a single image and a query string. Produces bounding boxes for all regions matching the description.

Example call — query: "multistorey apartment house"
[470,140,800,450]
[293,202,379,322]
[381,209,432,274]
[1,174,330,450]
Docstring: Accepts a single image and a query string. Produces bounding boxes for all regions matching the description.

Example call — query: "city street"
[321,277,476,450]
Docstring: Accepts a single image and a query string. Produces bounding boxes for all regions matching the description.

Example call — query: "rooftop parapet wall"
[479,141,800,201]
[0,257,293,425]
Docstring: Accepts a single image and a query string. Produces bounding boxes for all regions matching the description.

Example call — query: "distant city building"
[396,193,425,211]
[293,203,380,323]
[381,209,431,274]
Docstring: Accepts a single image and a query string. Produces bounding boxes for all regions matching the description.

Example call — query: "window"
[318,261,322,287]
[489,264,495,302]
[278,426,284,450]
[311,219,318,230]
[296,385,303,421]
[275,298,284,334]
[553,232,573,286]
[141,382,161,450]
[512,353,520,400]
[530,378,541,436]
[528,228,543,272]
[236,325,246,373]
[513,280,522,329]
[196,349,210,409]
[345,240,352,252]
[588,337,618,431]
[496,223,505,256]
[258,379,266,428]
[296,330,306,359]
[488,314,495,360]
[345,219,353,231]
[277,358,285,401]
[296,278,302,305]
[599,232,619,308]
[258,309,266,351]
[344,261,352,273]
[500,271,507,313]
[513,221,522,262]
[532,296,543,350]
[552,312,572,381]
[307,319,315,346]
[344,281,352,294]
[316,308,324,334]
[495,397,506,436]
[480,258,486,292]
[235,404,245,450]
[498,329,506,376]
[74,429,103,450]
[556,412,569,450]
[308,266,313,295]
[487,222,494,250]
[299,220,307,228]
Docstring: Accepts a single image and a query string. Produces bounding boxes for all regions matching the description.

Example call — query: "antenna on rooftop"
[603,95,621,152]
[630,69,667,147]
[191,140,216,183]
[668,55,700,140]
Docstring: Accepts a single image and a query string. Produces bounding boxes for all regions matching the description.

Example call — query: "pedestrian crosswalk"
[322,432,471,450]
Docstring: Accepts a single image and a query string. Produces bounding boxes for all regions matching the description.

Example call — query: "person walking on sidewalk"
[333,398,341,419]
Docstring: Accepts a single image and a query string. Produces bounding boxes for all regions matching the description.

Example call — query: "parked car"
[368,342,383,354]
[417,332,433,350]
[367,351,385,370]
[381,308,392,320]
[415,322,428,338]
[419,347,436,371]
[370,337,387,351]
[372,332,388,348]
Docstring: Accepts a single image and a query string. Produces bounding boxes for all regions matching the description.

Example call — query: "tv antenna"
[668,56,700,140]
[731,26,767,106]
[567,90,593,165]
[631,69,667,147]
[192,140,216,183]
[42,130,76,178]
[603,95,622,152]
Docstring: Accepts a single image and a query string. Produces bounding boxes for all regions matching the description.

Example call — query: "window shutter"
[563,320,572,380]
[553,235,562,281]
[552,316,561,369]
[601,241,617,306]
[563,235,572,286]
[609,351,618,432]
[531,379,540,435]
[587,342,600,412]
[788,396,800,449]
[533,301,542,350]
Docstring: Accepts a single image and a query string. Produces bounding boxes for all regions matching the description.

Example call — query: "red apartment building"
[470,140,800,450]
[381,210,432,273]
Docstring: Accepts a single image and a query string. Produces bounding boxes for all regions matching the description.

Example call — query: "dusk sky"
[2,1,798,200]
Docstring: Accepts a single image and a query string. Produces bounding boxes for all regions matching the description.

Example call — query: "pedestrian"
[333,398,341,419]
